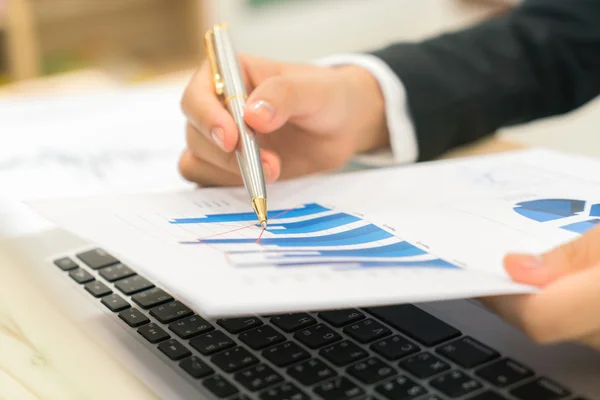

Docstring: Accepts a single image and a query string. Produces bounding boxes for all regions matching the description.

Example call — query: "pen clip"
[205,27,225,96]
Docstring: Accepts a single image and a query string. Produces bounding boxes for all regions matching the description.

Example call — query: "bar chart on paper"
[169,202,459,270]
[34,149,587,315]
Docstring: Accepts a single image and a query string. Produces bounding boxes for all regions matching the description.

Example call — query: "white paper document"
[27,149,600,317]
[0,82,195,236]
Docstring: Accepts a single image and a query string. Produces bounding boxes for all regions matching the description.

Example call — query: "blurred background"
[0,0,515,84]
[1,0,599,156]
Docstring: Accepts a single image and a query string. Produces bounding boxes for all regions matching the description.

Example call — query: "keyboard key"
[430,370,483,398]
[216,316,262,334]
[343,319,391,344]
[510,377,571,400]
[211,346,259,373]
[294,323,341,349]
[260,382,309,400]
[375,376,428,400]
[320,340,368,366]
[190,330,235,355]
[118,308,150,327]
[371,335,419,361]
[149,301,193,324]
[76,248,118,269]
[270,313,316,332]
[114,275,154,295]
[235,364,283,391]
[239,325,285,350]
[54,257,78,271]
[436,336,500,368]
[468,391,509,400]
[262,341,310,367]
[179,356,214,379]
[366,305,461,346]
[101,293,130,312]
[169,315,213,339]
[399,352,451,379]
[347,357,396,384]
[315,377,365,400]
[347,357,397,384]
[231,396,251,400]
[287,358,336,386]
[203,375,238,398]
[318,309,364,327]
[131,287,173,309]
[68,268,94,284]
[475,358,534,387]
[98,263,135,282]
[158,339,191,360]
[137,323,170,343]
[84,280,112,297]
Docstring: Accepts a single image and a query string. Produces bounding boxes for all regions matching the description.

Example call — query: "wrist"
[337,64,390,154]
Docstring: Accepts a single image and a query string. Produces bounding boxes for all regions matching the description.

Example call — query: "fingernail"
[511,254,543,268]
[249,100,275,122]
[210,127,225,150]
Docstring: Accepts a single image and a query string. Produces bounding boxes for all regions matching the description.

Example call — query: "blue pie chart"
[514,199,600,234]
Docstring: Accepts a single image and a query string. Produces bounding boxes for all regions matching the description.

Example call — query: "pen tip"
[252,197,268,230]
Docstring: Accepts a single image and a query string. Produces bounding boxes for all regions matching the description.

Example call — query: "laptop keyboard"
[53,248,587,400]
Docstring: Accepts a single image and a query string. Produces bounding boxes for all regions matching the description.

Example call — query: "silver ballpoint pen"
[205,23,268,228]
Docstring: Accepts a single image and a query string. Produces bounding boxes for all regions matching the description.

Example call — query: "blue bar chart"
[513,198,600,234]
[169,203,328,224]
[170,203,458,270]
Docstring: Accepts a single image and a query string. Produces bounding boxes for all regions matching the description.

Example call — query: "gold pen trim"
[252,197,268,228]
[205,28,225,96]
[224,93,247,106]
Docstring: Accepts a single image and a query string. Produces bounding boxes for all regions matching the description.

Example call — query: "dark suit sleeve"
[370,0,600,161]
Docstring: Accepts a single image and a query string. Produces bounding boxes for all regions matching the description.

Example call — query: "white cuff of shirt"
[312,53,419,167]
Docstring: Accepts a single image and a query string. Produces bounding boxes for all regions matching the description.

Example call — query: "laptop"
[3,204,599,400]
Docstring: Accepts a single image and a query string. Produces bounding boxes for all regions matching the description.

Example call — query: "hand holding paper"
[482,224,600,351]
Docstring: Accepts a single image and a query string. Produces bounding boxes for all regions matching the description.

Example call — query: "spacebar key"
[365,305,461,346]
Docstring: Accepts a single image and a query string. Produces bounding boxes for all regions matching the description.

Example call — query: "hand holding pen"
[178,25,391,214]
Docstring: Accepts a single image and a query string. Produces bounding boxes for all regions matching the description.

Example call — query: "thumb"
[244,70,339,134]
[504,223,600,286]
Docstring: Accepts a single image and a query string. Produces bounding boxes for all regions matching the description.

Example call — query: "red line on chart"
[270,206,297,220]
[177,203,326,265]
[190,237,229,258]
[193,204,299,242]
[207,222,257,228]
[201,223,257,239]
[256,227,266,244]
[184,204,305,263]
